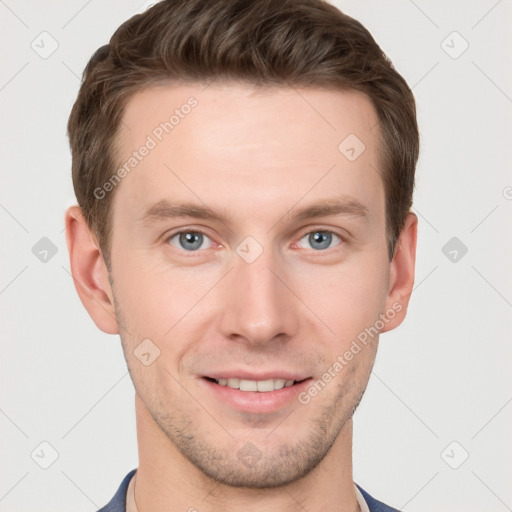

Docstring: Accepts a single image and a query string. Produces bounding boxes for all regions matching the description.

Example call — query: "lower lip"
[201,378,313,413]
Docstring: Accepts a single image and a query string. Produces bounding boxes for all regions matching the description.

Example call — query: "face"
[93,83,406,487]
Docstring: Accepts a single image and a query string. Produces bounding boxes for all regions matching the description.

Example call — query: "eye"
[167,231,214,251]
[298,230,342,251]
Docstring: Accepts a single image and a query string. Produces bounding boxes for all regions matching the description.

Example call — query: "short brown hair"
[67,0,419,268]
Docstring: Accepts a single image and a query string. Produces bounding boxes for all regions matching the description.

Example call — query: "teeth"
[257,379,277,392]
[272,379,286,390]
[240,379,258,391]
[215,377,296,392]
[227,378,240,388]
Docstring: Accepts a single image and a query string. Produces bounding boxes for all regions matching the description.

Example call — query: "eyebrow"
[137,196,369,226]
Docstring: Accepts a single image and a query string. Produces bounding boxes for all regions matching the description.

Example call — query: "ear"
[64,205,119,334]
[381,211,418,333]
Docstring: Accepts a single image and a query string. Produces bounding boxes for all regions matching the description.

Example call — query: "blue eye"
[299,231,342,251]
[168,231,213,251]
[167,230,340,252]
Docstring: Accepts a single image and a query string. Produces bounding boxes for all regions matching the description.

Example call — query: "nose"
[218,245,298,347]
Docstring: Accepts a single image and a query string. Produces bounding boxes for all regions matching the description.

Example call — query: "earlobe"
[381,212,418,333]
[64,205,119,334]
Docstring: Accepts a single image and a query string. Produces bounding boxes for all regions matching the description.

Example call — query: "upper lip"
[202,371,311,381]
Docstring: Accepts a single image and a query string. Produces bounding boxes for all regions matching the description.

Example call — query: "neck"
[133,392,359,512]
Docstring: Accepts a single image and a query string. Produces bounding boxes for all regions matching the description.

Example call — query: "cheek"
[293,259,388,340]
[111,255,219,341]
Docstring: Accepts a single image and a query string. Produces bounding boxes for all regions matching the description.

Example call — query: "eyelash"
[164,228,345,254]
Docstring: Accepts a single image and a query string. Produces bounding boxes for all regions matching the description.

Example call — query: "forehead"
[119,81,379,155]
[112,82,383,224]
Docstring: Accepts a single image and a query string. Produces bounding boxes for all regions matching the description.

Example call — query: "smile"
[201,375,313,413]
[204,377,307,392]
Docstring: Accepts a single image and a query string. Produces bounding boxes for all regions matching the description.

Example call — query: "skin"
[65,82,417,512]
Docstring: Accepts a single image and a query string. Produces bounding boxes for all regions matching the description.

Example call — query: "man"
[65,0,418,510]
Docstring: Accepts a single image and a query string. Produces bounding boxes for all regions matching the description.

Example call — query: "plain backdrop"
[1,1,511,511]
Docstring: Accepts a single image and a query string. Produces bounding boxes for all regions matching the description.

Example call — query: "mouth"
[200,374,314,413]
[202,376,311,392]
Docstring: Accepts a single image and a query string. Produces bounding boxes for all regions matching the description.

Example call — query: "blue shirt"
[97,469,401,512]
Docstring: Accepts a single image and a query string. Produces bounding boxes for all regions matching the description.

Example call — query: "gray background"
[1,0,511,510]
